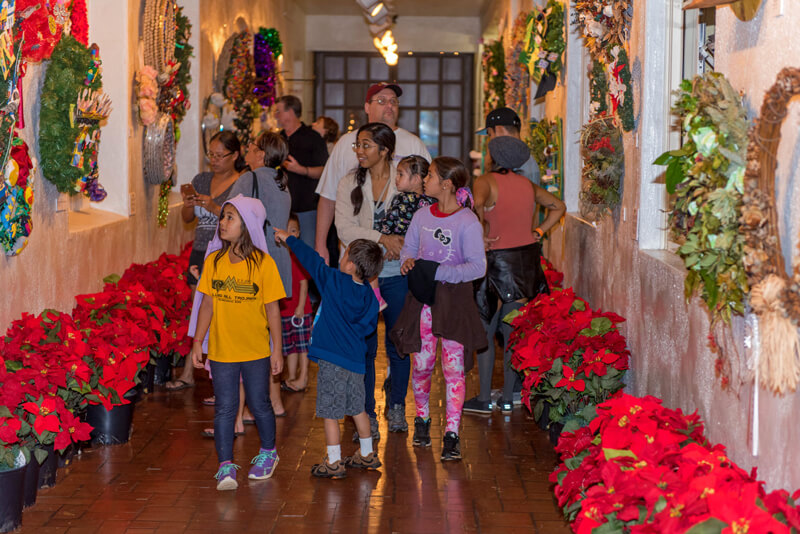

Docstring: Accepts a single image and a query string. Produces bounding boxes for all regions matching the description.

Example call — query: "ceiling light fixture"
[355,0,399,67]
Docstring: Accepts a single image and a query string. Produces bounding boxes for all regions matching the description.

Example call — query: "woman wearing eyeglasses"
[167,130,247,392]
[335,122,410,441]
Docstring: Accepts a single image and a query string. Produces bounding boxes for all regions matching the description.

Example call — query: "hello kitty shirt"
[400,203,486,284]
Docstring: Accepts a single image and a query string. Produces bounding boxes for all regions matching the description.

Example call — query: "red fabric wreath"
[70,0,88,46]
[15,0,73,63]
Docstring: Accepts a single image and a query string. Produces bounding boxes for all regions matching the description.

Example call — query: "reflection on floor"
[20,326,570,533]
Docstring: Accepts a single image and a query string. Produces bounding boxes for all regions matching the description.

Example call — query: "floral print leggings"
[412,305,466,434]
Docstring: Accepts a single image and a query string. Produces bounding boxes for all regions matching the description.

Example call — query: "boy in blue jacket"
[274,229,383,479]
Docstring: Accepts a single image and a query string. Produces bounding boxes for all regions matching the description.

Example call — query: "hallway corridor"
[18,335,569,533]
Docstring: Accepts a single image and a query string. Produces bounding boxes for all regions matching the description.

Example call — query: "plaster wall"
[479,0,800,489]
[0,0,196,334]
[536,0,800,491]
[305,15,480,53]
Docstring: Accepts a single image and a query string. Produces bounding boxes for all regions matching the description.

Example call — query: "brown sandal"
[310,458,346,479]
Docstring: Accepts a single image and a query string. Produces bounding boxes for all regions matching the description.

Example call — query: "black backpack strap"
[249,172,271,229]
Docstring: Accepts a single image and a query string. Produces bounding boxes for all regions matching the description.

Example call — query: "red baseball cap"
[365,82,403,103]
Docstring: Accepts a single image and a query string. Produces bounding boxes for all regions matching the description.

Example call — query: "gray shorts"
[315,359,365,420]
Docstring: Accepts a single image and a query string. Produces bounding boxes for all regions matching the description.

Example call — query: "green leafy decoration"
[653,72,749,324]
[481,38,505,115]
[39,35,102,194]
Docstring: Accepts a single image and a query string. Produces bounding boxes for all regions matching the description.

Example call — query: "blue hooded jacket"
[285,236,378,374]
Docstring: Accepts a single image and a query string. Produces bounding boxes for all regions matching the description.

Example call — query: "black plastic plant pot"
[141,363,156,394]
[36,444,57,489]
[154,356,172,385]
[23,454,40,508]
[85,402,135,445]
[548,421,565,446]
[0,463,26,533]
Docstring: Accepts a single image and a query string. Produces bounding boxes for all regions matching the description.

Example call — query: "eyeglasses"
[351,142,378,150]
[369,97,399,106]
[207,151,234,160]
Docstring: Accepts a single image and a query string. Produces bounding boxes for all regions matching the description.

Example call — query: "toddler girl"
[371,155,434,311]
[390,157,487,461]
[189,195,286,490]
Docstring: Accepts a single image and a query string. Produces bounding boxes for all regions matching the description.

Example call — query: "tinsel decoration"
[39,35,107,196]
[253,28,279,107]
[157,177,172,227]
[14,0,71,63]
[0,135,35,255]
[70,0,89,46]
[223,31,256,145]
[260,27,282,59]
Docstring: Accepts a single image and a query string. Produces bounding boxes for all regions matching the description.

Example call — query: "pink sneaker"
[373,287,388,312]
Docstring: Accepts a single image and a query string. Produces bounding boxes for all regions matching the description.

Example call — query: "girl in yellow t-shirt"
[189,195,286,490]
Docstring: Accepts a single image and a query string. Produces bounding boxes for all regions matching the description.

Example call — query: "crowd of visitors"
[172,83,566,489]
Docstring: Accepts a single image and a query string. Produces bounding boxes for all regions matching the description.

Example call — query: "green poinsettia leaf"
[603,448,637,461]
[34,447,49,465]
[685,518,727,534]
[103,273,121,285]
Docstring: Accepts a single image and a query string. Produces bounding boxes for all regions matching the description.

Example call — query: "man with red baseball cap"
[315,82,430,264]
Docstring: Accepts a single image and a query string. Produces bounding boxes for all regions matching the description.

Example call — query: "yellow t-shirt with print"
[198,250,286,362]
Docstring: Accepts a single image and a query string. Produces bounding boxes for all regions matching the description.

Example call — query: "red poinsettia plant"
[551,393,800,533]
[507,287,629,431]
[0,311,94,467]
[541,256,564,289]
[112,249,193,362]
[72,287,159,409]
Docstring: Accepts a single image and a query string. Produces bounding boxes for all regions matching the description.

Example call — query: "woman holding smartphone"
[166,130,247,392]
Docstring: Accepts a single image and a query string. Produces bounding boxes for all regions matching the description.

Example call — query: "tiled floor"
[19,327,570,533]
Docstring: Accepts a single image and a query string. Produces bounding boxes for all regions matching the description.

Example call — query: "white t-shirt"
[316,127,431,201]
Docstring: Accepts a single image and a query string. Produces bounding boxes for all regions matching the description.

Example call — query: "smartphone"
[180,183,198,198]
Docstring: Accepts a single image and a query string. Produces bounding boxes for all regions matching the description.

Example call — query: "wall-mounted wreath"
[1,135,34,256]
[520,0,565,94]
[740,67,800,394]
[573,0,634,132]
[14,0,73,63]
[526,117,563,199]
[578,117,623,220]
[654,73,748,328]
[39,35,109,200]
[143,0,176,75]
[504,12,530,120]
[481,38,505,116]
